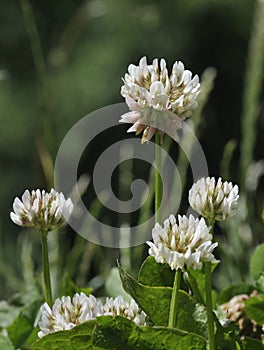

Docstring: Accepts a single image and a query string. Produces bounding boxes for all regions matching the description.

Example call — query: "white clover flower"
[38,293,146,338]
[188,177,239,222]
[38,293,103,338]
[10,188,73,231]
[147,214,218,271]
[103,296,146,326]
[120,56,200,143]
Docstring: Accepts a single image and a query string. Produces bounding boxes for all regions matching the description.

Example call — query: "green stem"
[155,133,162,223]
[205,261,215,350]
[41,231,53,306]
[168,269,182,328]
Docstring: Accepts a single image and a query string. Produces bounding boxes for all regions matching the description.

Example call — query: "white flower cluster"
[10,188,73,231]
[221,291,262,338]
[189,177,239,221]
[120,56,200,142]
[38,293,146,338]
[147,214,218,271]
[103,296,146,326]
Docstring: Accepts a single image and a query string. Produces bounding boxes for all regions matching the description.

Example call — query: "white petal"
[149,81,165,97]
[10,212,23,225]
[13,197,25,215]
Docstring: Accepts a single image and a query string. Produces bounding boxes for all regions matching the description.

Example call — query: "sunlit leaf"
[32,320,96,350]
[33,316,207,350]
[93,316,207,350]
[119,263,208,339]
[138,256,174,287]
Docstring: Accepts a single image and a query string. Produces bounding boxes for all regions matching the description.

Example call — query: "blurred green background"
[0,0,263,300]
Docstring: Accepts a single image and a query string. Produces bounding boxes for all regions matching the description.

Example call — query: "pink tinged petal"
[119,111,140,124]
[126,121,143,133]
[10,212,23,225]
[13,197,26,215]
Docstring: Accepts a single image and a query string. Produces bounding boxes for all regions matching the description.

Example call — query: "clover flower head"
[147,214,218,271]
[38,293,146,338]
[188,177,239,221]
[10,188,73,231]
[38,293,103,338]
[103,296,146,326]
[120,56,200,143]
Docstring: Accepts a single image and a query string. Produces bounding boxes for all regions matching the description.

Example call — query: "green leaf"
[32,320,96,350]
[241,337,264,350]
[23,327,40,349]
[244,294,264,325]
[119,264,208,339]
[7,297,42,349]
[0,334,15,350]
[215,317,241,350]
[217,284,255,304]
[33,317,207,350]
[186,263,218,305]
[93,316,207,350]
[250,243,264,281]
[119,262,172,326]
[138,256,175,287]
